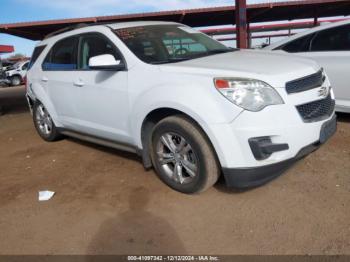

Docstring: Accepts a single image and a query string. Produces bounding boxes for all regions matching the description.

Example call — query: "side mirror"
[88,54,125,70]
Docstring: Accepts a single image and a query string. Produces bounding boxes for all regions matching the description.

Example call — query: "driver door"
[72,33,131,144]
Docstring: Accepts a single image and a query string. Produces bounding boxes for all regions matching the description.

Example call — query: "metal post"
[235,0,248,49]
[247,22,251,48]
[313,8,319,27]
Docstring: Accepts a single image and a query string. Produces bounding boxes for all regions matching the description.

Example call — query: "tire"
[10,76,21,86]
[33,102,62,142]
[150,115,220,194]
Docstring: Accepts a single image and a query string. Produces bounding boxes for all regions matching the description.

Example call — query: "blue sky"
[0,0,293,56]
[0,0,236,56]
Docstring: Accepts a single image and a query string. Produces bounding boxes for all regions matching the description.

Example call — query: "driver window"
[79,34,121,69]
[310,25,350,52]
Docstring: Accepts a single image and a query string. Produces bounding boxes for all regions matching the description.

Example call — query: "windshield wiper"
[149,58,192,65]
[207,48,237,54]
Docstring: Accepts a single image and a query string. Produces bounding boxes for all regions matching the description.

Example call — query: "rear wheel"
[150,116,220,194]
[10,76,21,86]
[33,102,62,142]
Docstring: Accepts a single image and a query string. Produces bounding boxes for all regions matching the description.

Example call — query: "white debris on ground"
[38,191,55,201]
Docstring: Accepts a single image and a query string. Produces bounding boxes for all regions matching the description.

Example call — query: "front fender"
[130,83,243,161]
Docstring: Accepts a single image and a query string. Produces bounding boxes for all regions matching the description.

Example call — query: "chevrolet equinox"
[26,21,337,193]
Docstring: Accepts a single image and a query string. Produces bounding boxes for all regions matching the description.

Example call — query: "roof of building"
[202,18,350,35]
[0,0,350,40]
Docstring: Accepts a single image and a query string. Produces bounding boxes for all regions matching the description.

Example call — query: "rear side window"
[279,33,315,53]
[310,24,350,51]
[43,36,78,70]
[28,45,46,70]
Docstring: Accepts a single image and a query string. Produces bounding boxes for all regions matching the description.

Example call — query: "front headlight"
[214,78,284,112]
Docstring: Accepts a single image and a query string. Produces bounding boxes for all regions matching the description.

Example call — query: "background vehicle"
[264,20,350,113]
[1,60,15,71]
[26,22,335,194]
[5,60,29,86]
[0,59,10,86]
[0,71,10,86]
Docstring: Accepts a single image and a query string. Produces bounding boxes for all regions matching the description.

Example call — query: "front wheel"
[150,116,220,194]
[33,102,62,142]
[10,76,21,86]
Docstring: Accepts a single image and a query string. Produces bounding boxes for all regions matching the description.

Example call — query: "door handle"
[41,77,48,82]
[73,80,85,87]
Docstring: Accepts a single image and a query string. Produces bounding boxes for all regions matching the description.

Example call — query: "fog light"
[249,137,289,160]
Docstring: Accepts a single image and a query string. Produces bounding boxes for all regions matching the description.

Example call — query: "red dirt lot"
[0,86,349,255]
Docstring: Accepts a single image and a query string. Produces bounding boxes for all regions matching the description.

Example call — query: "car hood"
[159,49,321,88]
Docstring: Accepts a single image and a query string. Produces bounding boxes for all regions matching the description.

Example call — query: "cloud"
[18,0,234,17]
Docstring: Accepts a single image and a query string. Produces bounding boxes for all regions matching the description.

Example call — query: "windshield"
[13,62,21,69]
[114,25,234,64]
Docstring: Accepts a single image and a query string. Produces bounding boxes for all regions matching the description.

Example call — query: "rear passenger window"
[310,25,350,51]
[43,37,78,70]
[78,34,121,69]
[279,34,314,53]
[28,45,46,70]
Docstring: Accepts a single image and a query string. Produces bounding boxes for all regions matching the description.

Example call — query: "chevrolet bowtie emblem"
[318,86,329,98]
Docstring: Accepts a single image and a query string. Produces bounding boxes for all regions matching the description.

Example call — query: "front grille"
[296,94,335,123]
[286,70,324,94]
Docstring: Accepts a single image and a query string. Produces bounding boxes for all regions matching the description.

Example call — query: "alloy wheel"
[35,104,53,136]
[12,77,21,86]
[156,132,198,185]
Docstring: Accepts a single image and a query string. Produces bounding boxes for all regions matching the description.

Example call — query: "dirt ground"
[0,86,349,255]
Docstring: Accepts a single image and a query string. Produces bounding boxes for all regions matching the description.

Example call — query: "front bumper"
[222,115,337,188]
[0,77,10,85]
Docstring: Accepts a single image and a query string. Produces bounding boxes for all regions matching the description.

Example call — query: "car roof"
[265,19,350,50]
[37,21,182,45]
[107,21,181,29]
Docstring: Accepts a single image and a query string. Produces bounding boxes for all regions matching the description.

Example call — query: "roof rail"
[44,23,91,39]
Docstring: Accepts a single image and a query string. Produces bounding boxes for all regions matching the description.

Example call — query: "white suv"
[264,20,350,113]
[26,21,336,194]
[6,60,29,86]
